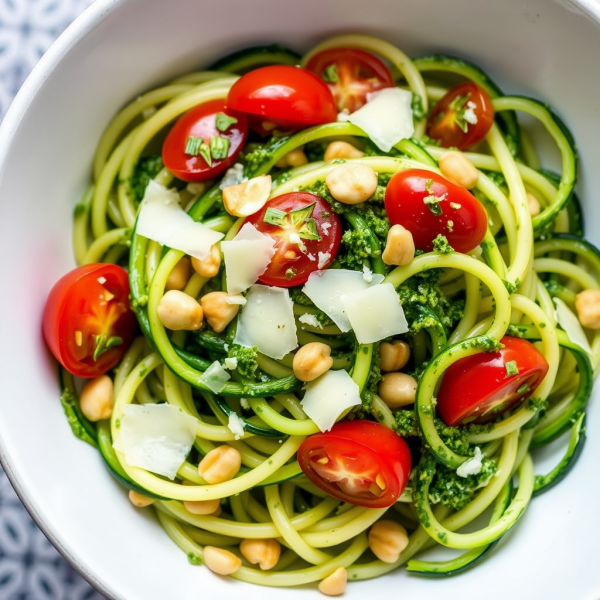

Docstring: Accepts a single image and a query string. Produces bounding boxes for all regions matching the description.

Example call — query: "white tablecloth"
[0,2,105,598]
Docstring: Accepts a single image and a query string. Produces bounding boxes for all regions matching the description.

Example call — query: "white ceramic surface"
[1,0,600,598]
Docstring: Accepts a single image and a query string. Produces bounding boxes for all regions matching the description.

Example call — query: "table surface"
[0,3,105,598]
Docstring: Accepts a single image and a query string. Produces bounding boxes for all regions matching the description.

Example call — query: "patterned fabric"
[0,3,105,597]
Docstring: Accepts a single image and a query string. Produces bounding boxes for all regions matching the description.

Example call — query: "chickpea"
[576,290,600,329]
[79,375,113,422]
[203,546,242,576]
[527,192,541,217]
[157,290,203,331]
[200,291,240,333]
[183,498,221,515]
[128,490,155,508]
[379,341,410,372]
[382,224,415,266]
[318,567,347,596]
[198,445,242,484]
[276,148,308,168]
[324,141,364,162]
[165,257,191,291]
[239,538,281,570]
[439,150,479,189]
[292,342,333,382]
[378,373,418,409]
[222,174,272,217]
[325,163,377,205]
[368,520,409,563]
[191,245,221,278]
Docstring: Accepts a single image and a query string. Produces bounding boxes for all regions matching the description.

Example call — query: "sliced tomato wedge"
[42,264,137,378]
[426,82,495,150]
[226,65,337,135]
[243,192,341,287]
[162,99,248,182]
[297,421,412,508]
[437,336,549,426]
[305,48,394,113]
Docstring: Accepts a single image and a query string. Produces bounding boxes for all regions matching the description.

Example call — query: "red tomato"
[226,65,337,135]
[43,264,137,378]
[244,192,341,287]
[437,336,549,426]
[162,99,248,182]
[305,48,394,113]
[426,82,495,150]
[384,169,487,253]
[298,421,412,508]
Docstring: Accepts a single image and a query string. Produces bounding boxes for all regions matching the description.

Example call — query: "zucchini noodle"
[58,34,597,593]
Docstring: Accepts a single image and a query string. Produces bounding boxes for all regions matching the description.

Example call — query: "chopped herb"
[423,178,445,216]
[449,202,462,210]
[505,360,519,377]
[299,218,320,240]
[184,136,203,156]
[517,383,530,394]
[210,136,230,160]
[285,268,297,280]
[411,93,427,121]
[323,64,339,83]
[198,142,212,166]
[447,220,454,232]
[432,234,454,254]
[264,207,287,226]
[215,112,238,132]
[290,202,317,227]
[446,93,472,133]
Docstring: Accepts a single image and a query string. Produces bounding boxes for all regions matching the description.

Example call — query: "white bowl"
[2,0,600,598]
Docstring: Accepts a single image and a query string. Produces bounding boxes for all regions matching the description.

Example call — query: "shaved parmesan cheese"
[136,180,224,260]
[113,404,197,479]
[222,223,276,294]
[302,269,384,332]
[200,361,231,393]
[219,163,246,189]
[554,297,593,356]
[457,447,483,477]
[298,313,323,329]
[317,251,331,269]
[235,285,298,359]
[321,222,331,236]
[348,88,414,152]
[240,398,250,410]
[301,370,361,432]
[225,294,247,306]
[342,282,408,344]
[464,101,478,125]
[227,413,246,440]
[362,265,373,283]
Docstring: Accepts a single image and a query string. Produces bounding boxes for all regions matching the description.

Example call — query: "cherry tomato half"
[244,192,341,287]
[162,99,248,182]
[226,65,337,135]
[306,48,394,113]
[384,169,487,253]
[298,421,412,508]
[426,82,495,150]
[43,264,137,378]
[437,336,549,426]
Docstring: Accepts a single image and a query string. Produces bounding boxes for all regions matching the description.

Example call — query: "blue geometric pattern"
[0,1,105,596]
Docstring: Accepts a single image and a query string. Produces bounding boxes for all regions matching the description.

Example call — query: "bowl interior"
[1,0,600,598]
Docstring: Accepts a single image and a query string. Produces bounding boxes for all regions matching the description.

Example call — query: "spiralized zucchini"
[64,33,599,591]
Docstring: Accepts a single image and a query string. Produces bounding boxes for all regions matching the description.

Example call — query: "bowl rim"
[2,0,600,598]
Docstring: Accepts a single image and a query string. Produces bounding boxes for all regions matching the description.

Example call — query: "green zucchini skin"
[97,421,169,500]
[406,481,513,577]
[537,170,584,237]
[413,54,520,156]
[208,44,300,73]
[533,413,586,497]
[58,368,97,446]
[535,233,600,277]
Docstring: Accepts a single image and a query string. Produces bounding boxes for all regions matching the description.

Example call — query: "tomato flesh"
[437,336,549,426]
[384,169,487,253]
[226,65,337,134]
[426,82,495,150]
[43,264,137,378]
[244,192,341,287]
[298,421,412,508]
[306,48,394,113]
[162,99,248,182]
